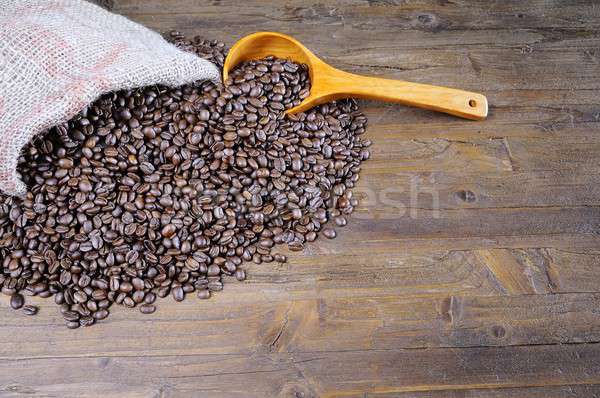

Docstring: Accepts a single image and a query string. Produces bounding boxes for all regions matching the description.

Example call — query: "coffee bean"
[74,291,87,303]
[63,311,80,322]
[207,264,220,277]
[123,297,135,308]
[198,109,210,121]
[288,242,304,251]
[271,63,284,73]
[66,321,80,329]
[274,254,287,263]
[120,282,133,293]
[161,224,177,238]
[139,304,156,314]
[54,292,65,305]
[132,291,145,303]
[172,286,184,302]
[208,280,223,292]
[335,217,347,227]
[126,250,139,264]
[58,158,74,169]
[234,269,246,281]
[117,108,132,121]
[80,316,95,327]
[323,228,337,239]
[10,294,24,309]
[22,305,38,315]
[144,292,156,304]
[132,277,144,291]
[78,179,92,193]
[93,309,109,320]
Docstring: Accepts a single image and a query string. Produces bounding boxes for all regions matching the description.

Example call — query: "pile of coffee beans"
[0,32,369,328]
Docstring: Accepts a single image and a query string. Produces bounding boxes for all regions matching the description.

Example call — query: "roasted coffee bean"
[335,217,348,227]
[305,231,317,242]
[132,290,145,303]
[63,311,80,322]
[288,242,305,251]
[80,316,95,327]
[131,277,144,291]
[93,309,109,320]
[123,297,135,308]
[234,269,246,281]
[66,321,80,329]
[274,254,287,263]
[207,264,220,277]
[78,179,92,193]
[139,304,156,314]
[58,158,74,169]
[54,292,65,305]
[208,280,223,292]
[323,228,337,239]
[161,224,177,238]
[22,305,38,315]
[10,294,24,309]
[0,33,369,328]
[198,109,210,121]
[144,292,156,304]
[172,286,185,302]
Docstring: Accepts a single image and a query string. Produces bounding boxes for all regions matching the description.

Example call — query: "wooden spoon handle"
[323,70,488,120]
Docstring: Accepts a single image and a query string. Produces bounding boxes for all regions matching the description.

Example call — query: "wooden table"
[2,1,600,397]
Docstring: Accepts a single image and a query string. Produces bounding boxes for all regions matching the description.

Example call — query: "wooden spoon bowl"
[223,32,488,120]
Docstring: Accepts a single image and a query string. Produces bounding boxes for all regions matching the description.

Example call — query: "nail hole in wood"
[469,99,477,107]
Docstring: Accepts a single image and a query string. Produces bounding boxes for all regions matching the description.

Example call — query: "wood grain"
[2,0,600,397]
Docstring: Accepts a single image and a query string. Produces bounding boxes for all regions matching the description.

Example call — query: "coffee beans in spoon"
[0,33,370,328]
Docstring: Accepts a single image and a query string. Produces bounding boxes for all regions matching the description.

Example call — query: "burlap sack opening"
[0,0,220,196]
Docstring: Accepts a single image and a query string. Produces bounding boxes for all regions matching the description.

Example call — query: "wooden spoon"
[223,32,488,120]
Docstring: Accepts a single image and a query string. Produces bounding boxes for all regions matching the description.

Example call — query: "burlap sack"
[0,0,220,196]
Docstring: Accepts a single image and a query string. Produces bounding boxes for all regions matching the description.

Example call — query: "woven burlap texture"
[0,0,220,196]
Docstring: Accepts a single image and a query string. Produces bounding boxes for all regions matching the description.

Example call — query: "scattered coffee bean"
[22,305,38,315]
[235,269,246,281]
[93,309,109,320]
[274,254,287,263]
[80,316,95,327]
[10,294,24,309]
[323,228,337,239]
[0,32,369,328]
[139,304,156,314]
[335,217,348,227]
[66,321,80,329]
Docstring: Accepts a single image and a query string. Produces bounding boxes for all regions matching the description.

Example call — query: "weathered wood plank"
[353,170,600,210]
[298,344,600,398]
[339,208,599,248]
[1,343,600,398]
[3,247,599,357]
[365,138,600,174]
[224,248,600,298]
[1,290,600,359]
[114,0,600,31]
[337,384,600,398]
